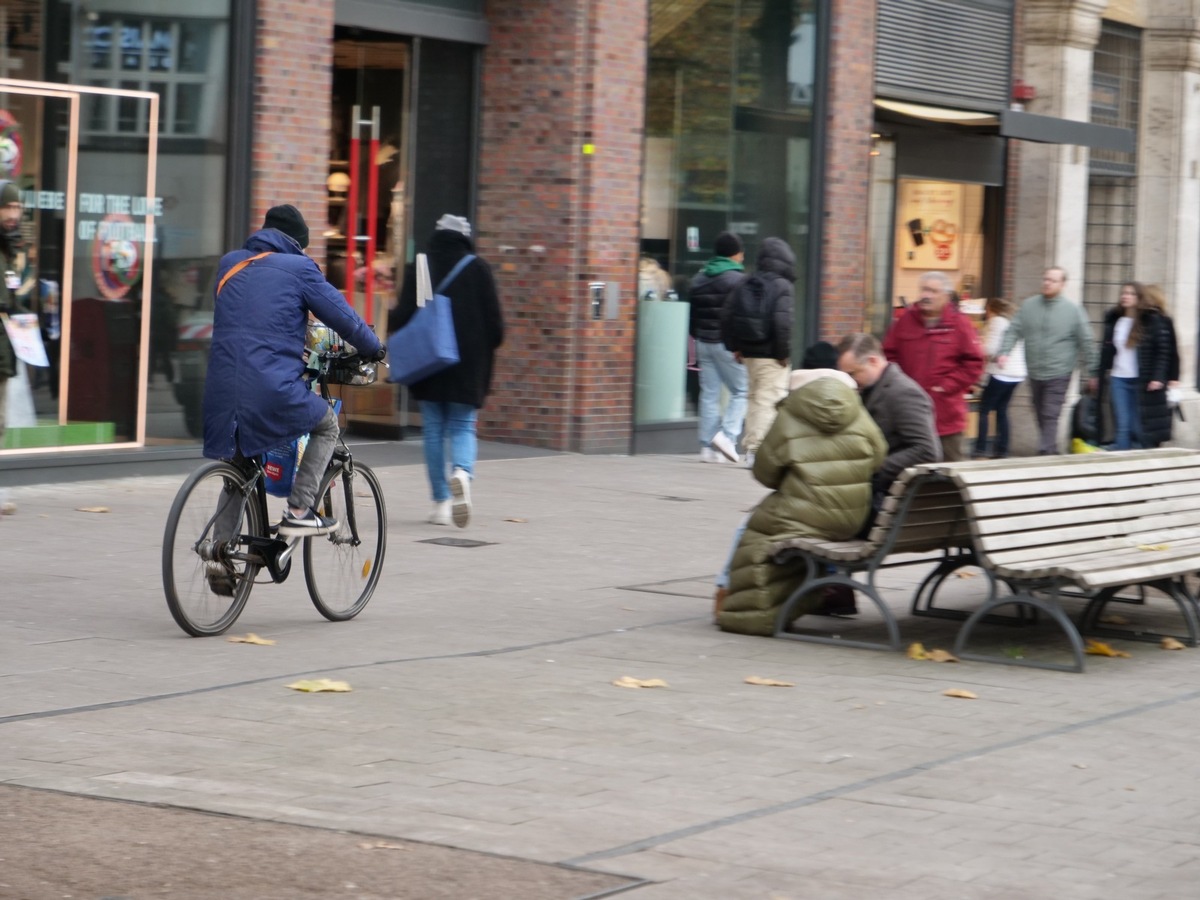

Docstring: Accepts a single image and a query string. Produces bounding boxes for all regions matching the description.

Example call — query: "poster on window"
[898,180,961,269]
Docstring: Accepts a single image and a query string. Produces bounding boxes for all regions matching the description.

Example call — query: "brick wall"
[818,0,877,340]
[479,0,646,452]
[252,1,334,262]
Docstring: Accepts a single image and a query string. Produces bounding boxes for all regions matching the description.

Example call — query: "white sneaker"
[745,451,756,468]
[450,468,472,528]
[710,431,740,463]
[699,447,722,463]
[429,499,452,525]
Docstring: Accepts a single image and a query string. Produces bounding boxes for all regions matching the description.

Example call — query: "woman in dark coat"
[1097,281,1172,450]
[388,215,504,527]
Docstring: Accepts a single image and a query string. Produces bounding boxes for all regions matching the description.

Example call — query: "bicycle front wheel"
[163,461,264,636]
[304,461,386,620]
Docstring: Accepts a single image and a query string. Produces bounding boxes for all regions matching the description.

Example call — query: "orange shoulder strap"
[216,251,273,295]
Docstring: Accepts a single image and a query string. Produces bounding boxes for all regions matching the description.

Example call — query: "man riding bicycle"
[203,204,385,540]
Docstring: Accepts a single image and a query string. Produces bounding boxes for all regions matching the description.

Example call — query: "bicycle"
[162,340,388,636]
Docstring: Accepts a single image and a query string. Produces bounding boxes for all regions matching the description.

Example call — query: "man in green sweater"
[996,266,1098,455]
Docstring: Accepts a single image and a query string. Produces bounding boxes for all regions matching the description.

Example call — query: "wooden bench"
[915,448,1200,672]
[770,467,979,651]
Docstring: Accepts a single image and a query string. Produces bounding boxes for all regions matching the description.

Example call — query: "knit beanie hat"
[0,182,19,205]
[435,213,472,237]
[713,231,742,258]
[801,341,839,370]
[788,367,857,393]
[263,204,309,249]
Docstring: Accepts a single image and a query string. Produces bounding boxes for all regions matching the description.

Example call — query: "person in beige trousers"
[719,236,795,464]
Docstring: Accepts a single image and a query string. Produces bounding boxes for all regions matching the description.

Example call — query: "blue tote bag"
[386,253,475,386]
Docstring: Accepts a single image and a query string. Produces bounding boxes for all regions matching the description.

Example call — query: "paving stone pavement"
[3,445,1200,898]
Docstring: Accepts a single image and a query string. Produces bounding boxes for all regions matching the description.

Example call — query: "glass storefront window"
[638,0,818,428]
[0,1,232,453]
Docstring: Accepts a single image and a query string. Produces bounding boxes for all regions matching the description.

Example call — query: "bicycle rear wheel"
[163,461,264,636]
[304,461,386,620]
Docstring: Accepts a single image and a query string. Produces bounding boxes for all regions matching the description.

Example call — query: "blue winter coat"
[202,228,382,460]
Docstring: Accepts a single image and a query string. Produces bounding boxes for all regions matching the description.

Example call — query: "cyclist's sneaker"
[450,468,471,528]
[429,499,452,526]
[204,562,237,598]
[277,507,339,536]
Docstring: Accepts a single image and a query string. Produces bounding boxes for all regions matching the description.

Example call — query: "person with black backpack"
[719,236,795,465]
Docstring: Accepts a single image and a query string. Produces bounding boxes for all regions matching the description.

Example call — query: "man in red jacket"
[882,272,984,461]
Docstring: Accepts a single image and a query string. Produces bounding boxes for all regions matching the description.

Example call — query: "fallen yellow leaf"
[926,649,959,663]
[361,559,372,578]
[953,570,978,579]
[1084,639,1131,658]
[1161,637,1186,651]
[286,678,352,693]
[1137,544,1169,551]
[505,517,527,523]
[76,506,110,513]
[744,676,795,687]
[611,676,669,689]
[227,633,275,646]
[1099,614,1131,625]
[942,689,978,699]
[907,642,929,660]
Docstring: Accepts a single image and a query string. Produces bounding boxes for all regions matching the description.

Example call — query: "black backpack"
[727,274,773,346]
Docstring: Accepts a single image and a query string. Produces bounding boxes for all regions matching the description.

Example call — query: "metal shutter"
[876,0,1013,112]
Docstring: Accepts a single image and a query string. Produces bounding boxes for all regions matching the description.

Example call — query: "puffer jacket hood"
[781,376,861,434]
[756,237,796,283]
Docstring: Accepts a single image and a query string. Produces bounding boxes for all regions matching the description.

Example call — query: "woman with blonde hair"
[973,297,1025,459]
[1096,281,1172,449]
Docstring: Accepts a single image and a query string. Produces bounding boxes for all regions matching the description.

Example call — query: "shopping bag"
[386,253,474,386]
[262,433,309,498]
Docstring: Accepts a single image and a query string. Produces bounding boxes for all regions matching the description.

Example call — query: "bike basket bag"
[262,433,310,498]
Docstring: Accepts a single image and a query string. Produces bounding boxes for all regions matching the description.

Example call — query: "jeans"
[1110,376,1141,450]
[288,405,340,511]
[975,377,1019,457]
[696,340,747,448]
[743,358,790,454]
[1029,375,1071,455]
[419,400,478,502]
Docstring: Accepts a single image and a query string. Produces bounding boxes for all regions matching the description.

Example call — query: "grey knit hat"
[0,181,20,206]
[435,214,472,237]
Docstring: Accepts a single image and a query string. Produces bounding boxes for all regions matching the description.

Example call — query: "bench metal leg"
[953,589,1087,673]
[774,573,903,652]
[1080,580,1200,647]
[909,551,1036,627]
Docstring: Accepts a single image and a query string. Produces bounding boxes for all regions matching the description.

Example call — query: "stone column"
[1135,4,1200,442]
[1012,0,1106,299]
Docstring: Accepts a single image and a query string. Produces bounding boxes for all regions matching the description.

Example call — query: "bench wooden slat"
[967,481,1200,519]
[956,465,1200,502]
[967,496,1200,535]
[979,513,1200,556]
[922,449,1199,486]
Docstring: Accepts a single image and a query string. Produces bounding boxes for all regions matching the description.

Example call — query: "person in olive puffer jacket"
[689,231,748,463]
[716,367,887,637]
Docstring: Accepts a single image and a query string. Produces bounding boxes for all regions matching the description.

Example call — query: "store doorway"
[329,26,411,324]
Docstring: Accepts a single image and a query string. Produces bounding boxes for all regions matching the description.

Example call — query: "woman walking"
[1097,282,1172,450]
[973,297,1025,459]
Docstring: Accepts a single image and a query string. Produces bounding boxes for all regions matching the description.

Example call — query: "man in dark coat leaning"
[203,204,384,542]
[388,215,504,528]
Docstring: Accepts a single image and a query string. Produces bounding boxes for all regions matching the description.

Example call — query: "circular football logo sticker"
[91,214,143,299]
[0,110,22,179]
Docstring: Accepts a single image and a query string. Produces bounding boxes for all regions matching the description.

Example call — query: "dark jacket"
[388,230,504,408]
[202,228,382,460]
[688,257,744,344]
[717,376,887,636]
[861,363,941,498]
[882,303,985,436]
[720,236,794,360]
[1098,307,1172,448]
